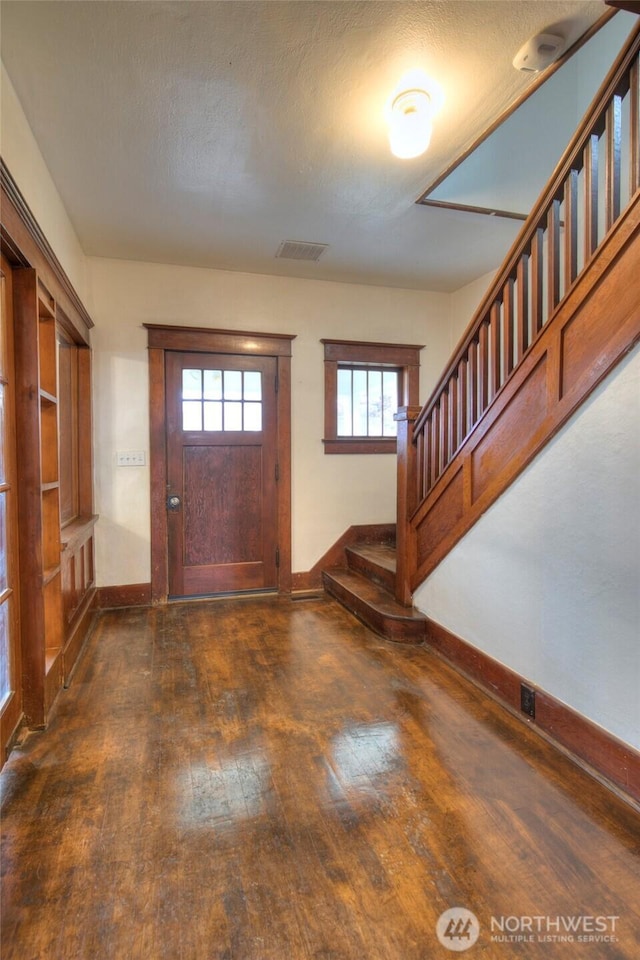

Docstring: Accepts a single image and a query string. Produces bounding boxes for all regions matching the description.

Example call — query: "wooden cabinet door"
[165,351,278,597]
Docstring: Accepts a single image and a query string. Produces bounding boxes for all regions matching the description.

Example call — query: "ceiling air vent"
[275,240,329,262]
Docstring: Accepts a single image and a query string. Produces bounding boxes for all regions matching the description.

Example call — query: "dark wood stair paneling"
[345,542,396,593]
[322,567,426,644]
[398,27,640,590]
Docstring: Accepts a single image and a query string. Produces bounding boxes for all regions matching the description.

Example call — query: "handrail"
[410,21,640,508]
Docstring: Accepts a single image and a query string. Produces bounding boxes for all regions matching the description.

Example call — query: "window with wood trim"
[322,340,423,454]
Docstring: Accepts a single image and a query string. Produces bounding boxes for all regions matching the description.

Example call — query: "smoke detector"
[513,33,565,73]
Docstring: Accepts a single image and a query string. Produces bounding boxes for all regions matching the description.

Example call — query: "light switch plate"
[116,450,146,466]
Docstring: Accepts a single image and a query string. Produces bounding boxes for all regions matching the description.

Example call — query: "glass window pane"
[224,370,242,401]
[383,371,399,436]
[352,369,368,436]
[182,401,202,431]
[243,371,262,401]
[0,601,9,703]
[203,401,222,431]
[0,492,6,593]
[0,386,5,482]
[223,401,242,430]
[182,369,202,400]
[368,370,383,436]
[337,369,352,436]
[203,370,223,400]
[0,302,5,380]
[243,403,262,431]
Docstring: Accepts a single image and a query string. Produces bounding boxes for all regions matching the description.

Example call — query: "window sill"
[323,438,397,455]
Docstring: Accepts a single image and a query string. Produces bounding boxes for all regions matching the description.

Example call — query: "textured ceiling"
[0,1,630,292]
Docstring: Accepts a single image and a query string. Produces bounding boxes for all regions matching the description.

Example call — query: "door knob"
[166,495,181,511]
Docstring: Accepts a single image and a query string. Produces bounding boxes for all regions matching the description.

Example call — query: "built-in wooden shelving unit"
[39,288,64,706]
[12,269,95,726]
[1,163,96,752]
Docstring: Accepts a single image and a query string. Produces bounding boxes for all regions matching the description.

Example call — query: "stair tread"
[345,542,396,573]
[323,567,425,622]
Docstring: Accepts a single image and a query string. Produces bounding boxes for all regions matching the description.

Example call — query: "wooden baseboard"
[292,523,396,592]
[96,583,152,608]
[425,618,640,807]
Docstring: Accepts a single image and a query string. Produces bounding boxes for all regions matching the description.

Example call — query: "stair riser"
[345,548,395,593]
[323,573,425,645]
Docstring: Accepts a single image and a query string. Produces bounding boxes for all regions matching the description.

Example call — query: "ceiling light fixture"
[387,71,443,160]
[389,89,432,159]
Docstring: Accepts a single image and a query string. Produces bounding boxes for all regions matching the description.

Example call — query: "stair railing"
[396,21,640,605]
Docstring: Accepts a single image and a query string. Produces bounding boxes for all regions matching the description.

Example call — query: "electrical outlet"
[521,683,536,719]
[116,450,146,466]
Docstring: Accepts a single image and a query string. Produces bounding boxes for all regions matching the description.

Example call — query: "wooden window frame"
[321,339,423,454]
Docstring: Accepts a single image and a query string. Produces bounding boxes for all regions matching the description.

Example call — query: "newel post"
[395,405,421,606]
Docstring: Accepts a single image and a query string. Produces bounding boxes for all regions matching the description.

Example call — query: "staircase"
[324,24,640,642]
[396,22,640,596]
[322,534,427,644]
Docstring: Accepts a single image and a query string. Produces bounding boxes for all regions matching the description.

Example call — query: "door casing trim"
[145,324,296,603]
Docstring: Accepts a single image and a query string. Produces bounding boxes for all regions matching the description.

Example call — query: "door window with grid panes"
[181,368,262,432]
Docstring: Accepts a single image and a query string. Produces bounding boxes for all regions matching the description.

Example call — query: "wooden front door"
[165,351,279,597]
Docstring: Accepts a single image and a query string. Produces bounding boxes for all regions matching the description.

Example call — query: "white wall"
[0,62,89,305]
[414,344,640,749]
[448,268,495,345]
[88,256,453,584]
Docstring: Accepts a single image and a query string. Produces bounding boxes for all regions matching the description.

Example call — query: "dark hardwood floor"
[1,596,639,959]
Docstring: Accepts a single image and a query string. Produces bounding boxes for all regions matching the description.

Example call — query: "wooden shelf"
[40,402,59,485]
[41,488,61,571]
[45,647,62,674]
[60,514,98,551]
[42,564,62,587]
[37,284,55,320]
[43,573,63,666]
[38,316,57,399]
